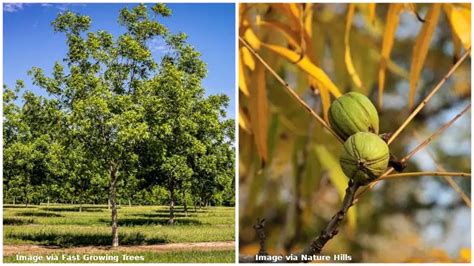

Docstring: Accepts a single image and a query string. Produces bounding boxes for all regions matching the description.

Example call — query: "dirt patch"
[4,241,234,256]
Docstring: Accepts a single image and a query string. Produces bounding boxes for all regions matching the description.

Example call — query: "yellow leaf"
[368,3,376,25]
[378,4,403,108]
[344,4,363,89]
[241,46,255,71]
[244,27,261,50]
[239,106,252,134]
[304,3,313,38]
[248,63,268,162]
[238,51,250,96]
[289,3,301,19]
[444,3,471,50]
[458,247,471,262]
[409,3,442,109]
[262,43,342,97]
[314,145,356,230]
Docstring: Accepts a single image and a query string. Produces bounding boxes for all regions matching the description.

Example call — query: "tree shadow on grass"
[4,217,36,225]
[7,232,168,247]
[40,207,106,212]
[140,213,197,218]
[3,205,37,209]
[99,218,203,226]
[154,209,211,214]
[17,211,63,217]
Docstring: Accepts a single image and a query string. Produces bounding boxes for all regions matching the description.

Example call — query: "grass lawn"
[3,205,235,263]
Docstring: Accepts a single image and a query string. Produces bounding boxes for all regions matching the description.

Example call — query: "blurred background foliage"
[239,3,471,262]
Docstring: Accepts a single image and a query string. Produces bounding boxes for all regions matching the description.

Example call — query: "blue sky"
[3,3,236,118]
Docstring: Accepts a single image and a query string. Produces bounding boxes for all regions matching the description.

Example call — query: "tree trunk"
[168,180,175,224]
[128,198,131,207]
[183,190,188,217]
[79,202,83,213]
[13,197,16,205]
[24,190,28,207]
[108,199,111,210]
[110,164,119,247]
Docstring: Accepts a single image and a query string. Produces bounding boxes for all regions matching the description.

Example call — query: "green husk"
[340,132,389,183]
[329,92,379,140]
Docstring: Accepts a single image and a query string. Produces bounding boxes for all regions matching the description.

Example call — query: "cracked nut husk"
[329,92,379,140]
[340,132,389,183]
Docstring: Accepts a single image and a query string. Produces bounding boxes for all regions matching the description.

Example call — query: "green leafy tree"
[3,82,65,206]
[139,31,235,222]
[26,4,173,246]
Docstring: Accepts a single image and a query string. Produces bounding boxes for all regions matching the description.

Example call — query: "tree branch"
[240,180,360,263]
[295,180,359,261]
[412,130,471,208]
[355,103,471,202]
[387,47,471,145]
[380,171,471,180]
[255,218,268,256]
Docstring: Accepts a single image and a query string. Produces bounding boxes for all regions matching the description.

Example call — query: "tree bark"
[183,190,188,217]
[24,190,28,207]
[168,179,175,224]
[110,163,119,247]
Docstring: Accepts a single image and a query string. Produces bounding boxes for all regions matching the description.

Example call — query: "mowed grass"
[3,250,235,263]
[4,205,235,246]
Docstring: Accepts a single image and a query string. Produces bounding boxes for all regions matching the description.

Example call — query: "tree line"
[3,3,235,246]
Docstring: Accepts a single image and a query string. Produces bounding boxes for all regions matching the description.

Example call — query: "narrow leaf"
[288,3,302,20]
[304,3,313,38]
[344,4,363,89]
[378,4,403,108]
[244,27,261,50]
[368,3,376,25]
[248,63,268,163]
[444,3,471,50]
[262,43,342,97]
[241,46,256,71]
[239,106,252,133]
[409,4,442,109]
[239,50,250,96]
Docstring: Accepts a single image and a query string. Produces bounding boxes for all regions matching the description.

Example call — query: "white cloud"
[55,3,86,12]
[3,3,25,13]
[150,38,169,53]
[41,3,52,7]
